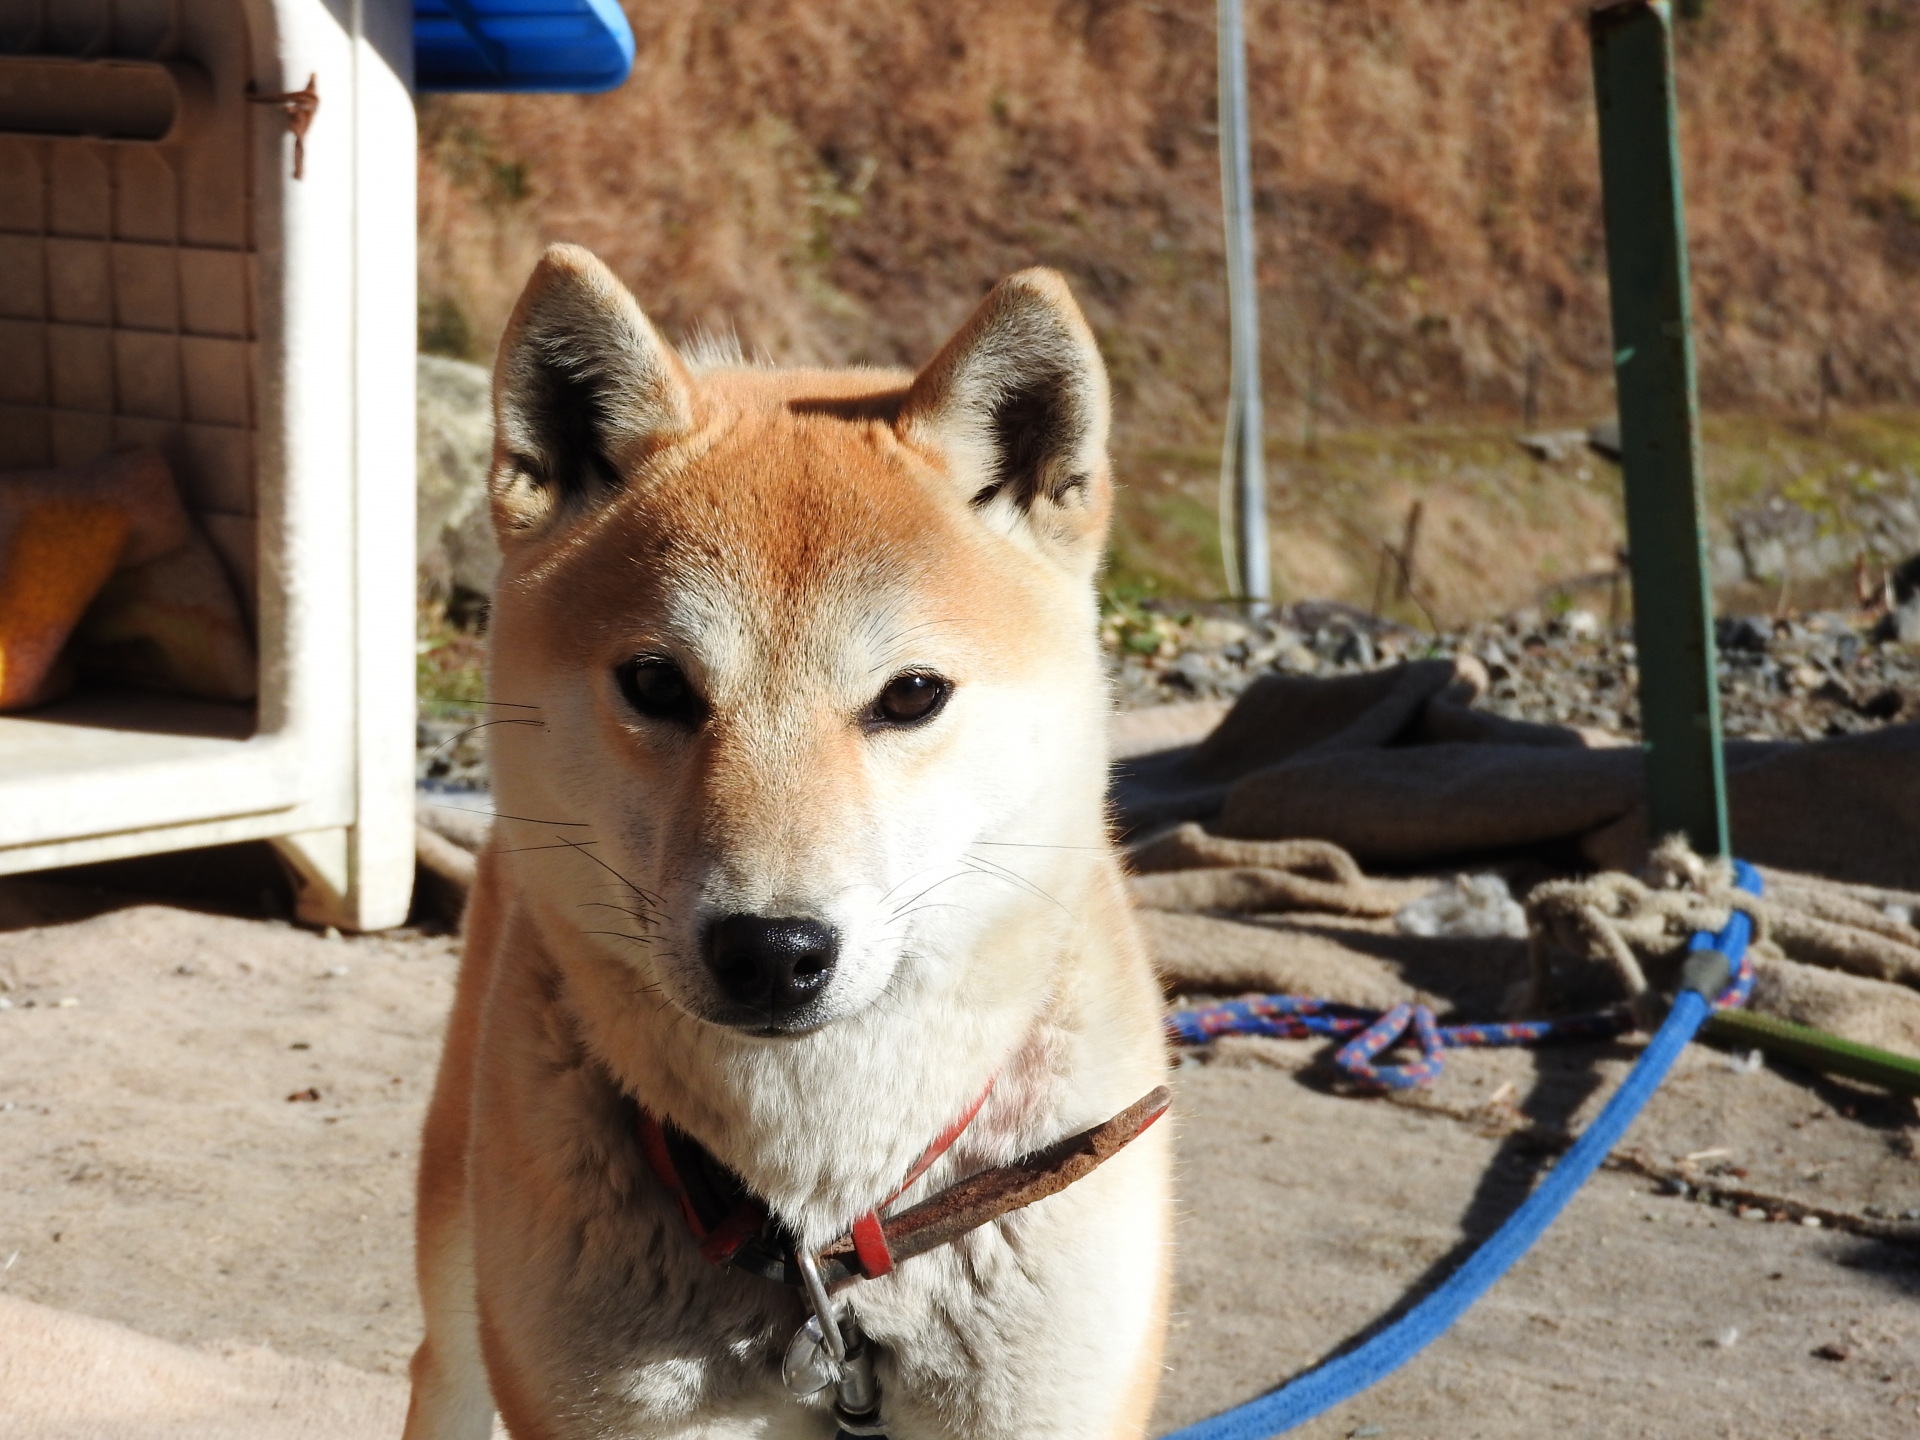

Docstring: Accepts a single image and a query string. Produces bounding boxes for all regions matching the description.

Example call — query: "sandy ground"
[2,874,1917,1438]
[0,883,451,1379]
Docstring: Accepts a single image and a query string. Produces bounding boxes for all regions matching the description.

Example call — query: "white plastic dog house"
[0,1,632,929]
[0,0,417,930]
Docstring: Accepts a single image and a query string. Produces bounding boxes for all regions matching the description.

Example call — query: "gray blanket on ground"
[1113,659,1920,890]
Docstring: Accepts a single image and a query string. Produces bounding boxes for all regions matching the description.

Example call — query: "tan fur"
[405,246,1170,1439]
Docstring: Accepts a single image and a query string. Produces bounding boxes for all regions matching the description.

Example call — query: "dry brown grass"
[417,1,1920,611]
[421,1,1919,435]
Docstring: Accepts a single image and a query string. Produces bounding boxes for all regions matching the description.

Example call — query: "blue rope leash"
[1161,861,1762,1440]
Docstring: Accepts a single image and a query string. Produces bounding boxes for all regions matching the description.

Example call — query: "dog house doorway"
[0,0,418,930]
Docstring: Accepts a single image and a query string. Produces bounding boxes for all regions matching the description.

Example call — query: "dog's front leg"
[405,855,504,1440]
[405,1204,494,1440]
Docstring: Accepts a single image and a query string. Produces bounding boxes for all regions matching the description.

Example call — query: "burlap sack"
[1113,659,1920,890]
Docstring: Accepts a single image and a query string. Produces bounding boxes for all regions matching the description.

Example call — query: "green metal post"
[1590,0,1729,858]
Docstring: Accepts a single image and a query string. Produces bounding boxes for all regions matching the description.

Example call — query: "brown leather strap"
[640,1083,1172,1291]
[639,1075,998,1273]
[818,1085,1171,1290]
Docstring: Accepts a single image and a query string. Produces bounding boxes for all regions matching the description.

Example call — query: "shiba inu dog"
[404,245,1171,1440]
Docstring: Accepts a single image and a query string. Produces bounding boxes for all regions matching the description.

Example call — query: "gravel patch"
[1104,597,1920,742]
[416,706,492,790]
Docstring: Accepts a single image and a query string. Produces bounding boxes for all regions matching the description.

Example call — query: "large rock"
[1714,472,1920,592]
[1867,552,1920,645]
[1894,597,1920,645]
[416,354,500,603]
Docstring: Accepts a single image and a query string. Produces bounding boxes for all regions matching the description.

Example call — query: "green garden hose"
[1702,1009,1920,1098]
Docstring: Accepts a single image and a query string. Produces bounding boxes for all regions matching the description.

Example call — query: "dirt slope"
[419,0,1920,455]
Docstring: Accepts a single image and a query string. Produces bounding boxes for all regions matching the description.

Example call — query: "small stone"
[55,997,78,1008]
[1812,1342,1850,1362]
[1517,430,1585,463]
[1192,616,1253,648]
[323,926,343,942]
[1800,1215,1823,1228]
[1893,595,1920,646]
[1333,629,1375,667]
[1563,608,1602,640]
[1738,1207,1765,1221]
[1714,1327,1740,1349]
[0,997,11,1010]
[323,965,350,979]
[1717,615,1773,653]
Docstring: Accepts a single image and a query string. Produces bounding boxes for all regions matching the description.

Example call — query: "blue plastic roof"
[415,0,636,93]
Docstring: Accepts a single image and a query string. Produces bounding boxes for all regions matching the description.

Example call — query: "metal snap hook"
[787,1246,884,1432]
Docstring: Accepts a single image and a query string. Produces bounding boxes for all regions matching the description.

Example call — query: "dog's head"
[482,245,1116,1041]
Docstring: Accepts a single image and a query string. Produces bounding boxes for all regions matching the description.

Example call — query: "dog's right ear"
[490,244,695,537]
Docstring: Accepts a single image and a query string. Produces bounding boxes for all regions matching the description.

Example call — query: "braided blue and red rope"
[1166,898,1758,1091]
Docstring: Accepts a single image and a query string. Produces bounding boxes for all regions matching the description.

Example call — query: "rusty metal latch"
[249,73,318,180]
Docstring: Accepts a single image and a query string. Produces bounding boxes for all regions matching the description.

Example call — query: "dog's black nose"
[705,915,839,1025]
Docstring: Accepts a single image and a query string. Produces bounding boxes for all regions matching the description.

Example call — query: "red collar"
[638,1077,996,1282]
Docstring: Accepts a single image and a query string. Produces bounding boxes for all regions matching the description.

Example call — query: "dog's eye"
[616,657,707,727]
[870,672,950,728]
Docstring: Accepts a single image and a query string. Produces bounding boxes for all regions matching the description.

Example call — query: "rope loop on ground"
[1331,1003,1445,1088]
[1167,847,1763,1093]
[1526,836,1769,1012]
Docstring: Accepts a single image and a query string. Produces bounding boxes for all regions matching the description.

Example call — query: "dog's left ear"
[490,244,696,539]
[898,269,1112,572]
